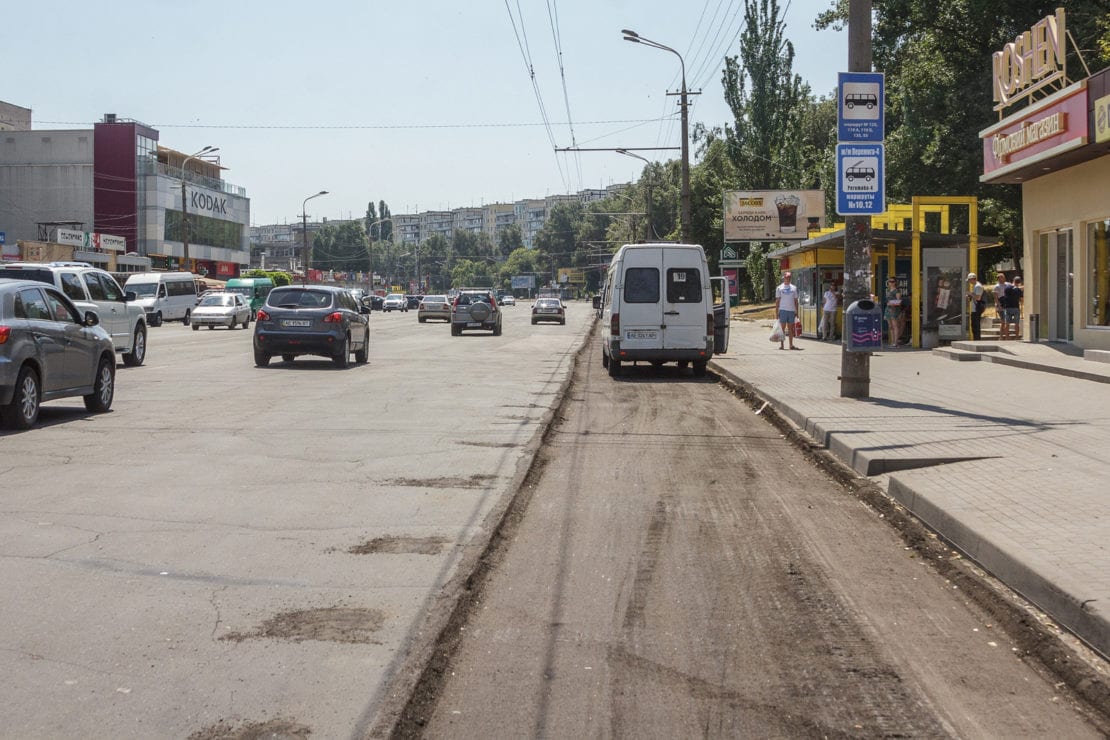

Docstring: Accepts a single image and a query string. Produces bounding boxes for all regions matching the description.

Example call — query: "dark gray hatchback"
[253,285,370,368]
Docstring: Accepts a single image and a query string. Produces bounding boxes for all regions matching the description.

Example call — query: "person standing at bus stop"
[967,272,986,340]
[775,272,799,350]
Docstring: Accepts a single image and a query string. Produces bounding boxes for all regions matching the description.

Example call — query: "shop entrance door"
[1040,230,1074,342]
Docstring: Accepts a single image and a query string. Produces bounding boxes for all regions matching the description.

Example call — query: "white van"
[600,243,717,377]
[124,272,198,326]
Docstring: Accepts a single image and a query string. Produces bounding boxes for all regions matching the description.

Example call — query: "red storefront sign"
[217,261,237,276]
[981,83,1088,182]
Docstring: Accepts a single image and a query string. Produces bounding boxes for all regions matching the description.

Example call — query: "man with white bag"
[774,271,800,350]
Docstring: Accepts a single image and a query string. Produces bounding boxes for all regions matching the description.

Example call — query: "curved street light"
[616,149,655,241]
[181,145,219,268]
[301,191,329,285]
[621,29,690,242]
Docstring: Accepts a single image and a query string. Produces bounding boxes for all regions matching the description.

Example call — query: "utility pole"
[841,0,873,398]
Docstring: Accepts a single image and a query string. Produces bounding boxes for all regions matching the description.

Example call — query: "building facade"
[979,9,1110,349]
[0,110,251,278]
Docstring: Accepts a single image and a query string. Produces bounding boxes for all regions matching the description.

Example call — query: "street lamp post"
[301,191,329,285]
[616,148,654,241]
[368,217,392,291]
[181,146,218,269]
[622,30,692,243]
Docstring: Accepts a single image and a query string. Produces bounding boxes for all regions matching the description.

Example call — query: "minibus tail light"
[0,326,10,344]
[610,313,620,336]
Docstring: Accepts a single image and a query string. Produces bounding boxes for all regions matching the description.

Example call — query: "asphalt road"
[0,299,590,739]
[409,330,1107,738]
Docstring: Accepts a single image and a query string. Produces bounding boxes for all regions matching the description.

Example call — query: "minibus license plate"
[626,329,657,340]
[283,319,312,327]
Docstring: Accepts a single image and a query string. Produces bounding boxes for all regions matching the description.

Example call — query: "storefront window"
[1088,220,1110,327]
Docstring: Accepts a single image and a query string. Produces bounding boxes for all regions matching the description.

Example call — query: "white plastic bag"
[769,322,785,342]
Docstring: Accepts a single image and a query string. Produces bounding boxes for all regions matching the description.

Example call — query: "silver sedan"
[191,292,252,330]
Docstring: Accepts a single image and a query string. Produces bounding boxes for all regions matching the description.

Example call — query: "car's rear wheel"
[192,323,199,331]
[208,324,215,330]
[451,324,462,336]
[2,365,40,429]
[419,317,426,323]
[355,329,369,364]
[242,315,250,329]
[254,349,271,367]
[123,325,146,366]
[83,356,115,412]
[531,318,537,325]
[601,351,610,369]
[153,311,163,327]
[693,361,708,377]
[608,357,622,378]
[227,316,236,329]
[332,335,349,368]
[493,322,502,336]
[183,309,191,326]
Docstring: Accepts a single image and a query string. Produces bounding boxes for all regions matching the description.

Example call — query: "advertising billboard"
[723,190,825,242]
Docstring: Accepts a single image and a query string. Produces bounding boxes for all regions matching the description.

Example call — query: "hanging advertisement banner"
[723,190,825,242]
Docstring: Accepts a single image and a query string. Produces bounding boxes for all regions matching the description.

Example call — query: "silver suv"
[450,288,502,336]
[0,262,148,366]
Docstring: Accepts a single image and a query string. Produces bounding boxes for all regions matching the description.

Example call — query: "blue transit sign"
[838,72,884,143]
[836,144,885,216]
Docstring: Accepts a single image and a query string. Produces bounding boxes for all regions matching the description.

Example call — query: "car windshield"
[128,283,158,297]
[200,294,233,307]
[269,289,333,308]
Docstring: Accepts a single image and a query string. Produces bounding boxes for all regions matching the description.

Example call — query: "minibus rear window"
[624,267,659,303]
[666,268,702,303]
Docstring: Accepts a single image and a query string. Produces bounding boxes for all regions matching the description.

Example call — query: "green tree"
[497,224,524,257]
[722,0,809,298]
[311,221,368,272]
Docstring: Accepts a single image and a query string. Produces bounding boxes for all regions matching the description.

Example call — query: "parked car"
[531,297,566,325]
[383,293,408,312]
[417,295,451,323]
[0,279,116,429]
[191,292,252,330]
[0,261,147,366]
[451,288,502,336]
[253,285,370,368]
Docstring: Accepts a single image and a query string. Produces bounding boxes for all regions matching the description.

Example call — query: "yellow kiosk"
[768,196,998,348]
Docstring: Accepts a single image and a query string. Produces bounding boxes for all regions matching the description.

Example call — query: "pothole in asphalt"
[385,474,497,489]
[221,607,385,644]
[347,535,450,555]
[188,718,311,740]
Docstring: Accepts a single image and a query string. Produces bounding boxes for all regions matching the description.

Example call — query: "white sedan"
[499,294,516,306]
[191,292,252,330]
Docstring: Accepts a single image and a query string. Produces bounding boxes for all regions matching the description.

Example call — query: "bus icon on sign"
[844,93,878,110]
[845,161,875,182]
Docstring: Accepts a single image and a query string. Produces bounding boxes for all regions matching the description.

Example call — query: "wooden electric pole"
[840,0,874,398]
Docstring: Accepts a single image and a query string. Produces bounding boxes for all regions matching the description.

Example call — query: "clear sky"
[6,0,845,225]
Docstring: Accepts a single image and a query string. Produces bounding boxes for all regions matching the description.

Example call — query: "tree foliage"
[311,221,368,272]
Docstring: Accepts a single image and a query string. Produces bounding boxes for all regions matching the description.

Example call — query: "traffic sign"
[836,144,885,216]
[838,72,884,143]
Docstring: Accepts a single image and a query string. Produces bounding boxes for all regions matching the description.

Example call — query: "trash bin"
[845,299,882,352]
[1029,313,1039,342]
[713,303,730,354]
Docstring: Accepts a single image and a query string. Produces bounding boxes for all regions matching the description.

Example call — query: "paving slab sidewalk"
[709,320,1110,659]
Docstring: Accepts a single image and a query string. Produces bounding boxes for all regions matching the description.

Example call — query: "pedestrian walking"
[967,272,986,340]
[1008,276,1025,339]
[821,283,838,340]
[993,272,1014,340]
[775,271,799,350]
[884,277,904,347]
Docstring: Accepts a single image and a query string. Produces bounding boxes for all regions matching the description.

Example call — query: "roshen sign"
[993,7,1066,113]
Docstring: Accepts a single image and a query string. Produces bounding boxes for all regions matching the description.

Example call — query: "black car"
[405,294,423,310]
[253,285,370,368]
[367,294,385,311]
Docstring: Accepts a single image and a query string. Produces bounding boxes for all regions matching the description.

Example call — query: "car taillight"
[257,308,270,321]
[0,326,9,345]
[610,313,619,336]
[323,312,343,323]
